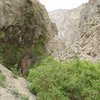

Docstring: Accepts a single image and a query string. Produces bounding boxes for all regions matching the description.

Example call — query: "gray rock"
[47,0,100,62]
[0,0,57,66]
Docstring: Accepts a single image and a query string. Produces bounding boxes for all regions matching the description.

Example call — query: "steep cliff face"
[46,5,85,60]
[49,5,85,45]
[0,0,57,67]
[78,0,100,61]
[47,0,100,61]
[0,0,56,41]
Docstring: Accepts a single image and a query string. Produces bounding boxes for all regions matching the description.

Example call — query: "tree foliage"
[28,57,100,100]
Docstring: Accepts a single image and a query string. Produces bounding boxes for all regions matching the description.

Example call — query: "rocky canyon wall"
[0,0,57,68]
[47,0,100,61]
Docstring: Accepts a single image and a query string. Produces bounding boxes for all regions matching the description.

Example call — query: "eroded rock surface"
[0,64,36,100]
[47,5,85,60]
[49,6,84,44]
[78,0,100,61]
[47,0,100,61]
[0,0,57,67]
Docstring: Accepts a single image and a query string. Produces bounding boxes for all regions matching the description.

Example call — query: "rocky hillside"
[0,0,57,68]
[47,0,100,61]
[49,5,85,44]
[46,4,86,60]
[78,0,100,61]
[0,64,36,100]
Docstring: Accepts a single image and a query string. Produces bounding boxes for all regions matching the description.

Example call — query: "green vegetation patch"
[0,53,3,64]
[28,57,100,100]
[0,71,6,87]
[20,94,29,100]
[11,89,29,100]
[31,36,48,65]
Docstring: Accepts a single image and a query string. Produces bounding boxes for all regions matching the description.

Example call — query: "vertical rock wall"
[0,0,57,68]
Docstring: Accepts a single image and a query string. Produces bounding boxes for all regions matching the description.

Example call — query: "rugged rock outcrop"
[0,64,36,100]
[0,0,57,67]
[46,5,85,60]
[47,0,100,61]
[77,0,100,61]
[49,5,85,44]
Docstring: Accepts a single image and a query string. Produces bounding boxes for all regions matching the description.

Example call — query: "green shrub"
[31,36,48,65]
[11,89,29,100]
[4,45,21,69]
[28,57,100,100]
[0,71,6,87]
[20,94,29,100]
[11,89,19,98]
[0,49,3,64]
[0,54,3,64]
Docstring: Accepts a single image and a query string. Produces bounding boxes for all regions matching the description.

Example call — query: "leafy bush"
[28,57,100,100]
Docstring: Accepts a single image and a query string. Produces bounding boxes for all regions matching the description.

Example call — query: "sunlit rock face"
[47,5,85,60]
[49,5,85,45]
[47,0,100,61]
[0,0,57,67]
[78,0,100,61]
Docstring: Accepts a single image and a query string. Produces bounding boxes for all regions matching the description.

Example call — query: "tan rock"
[0,64,36,100]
